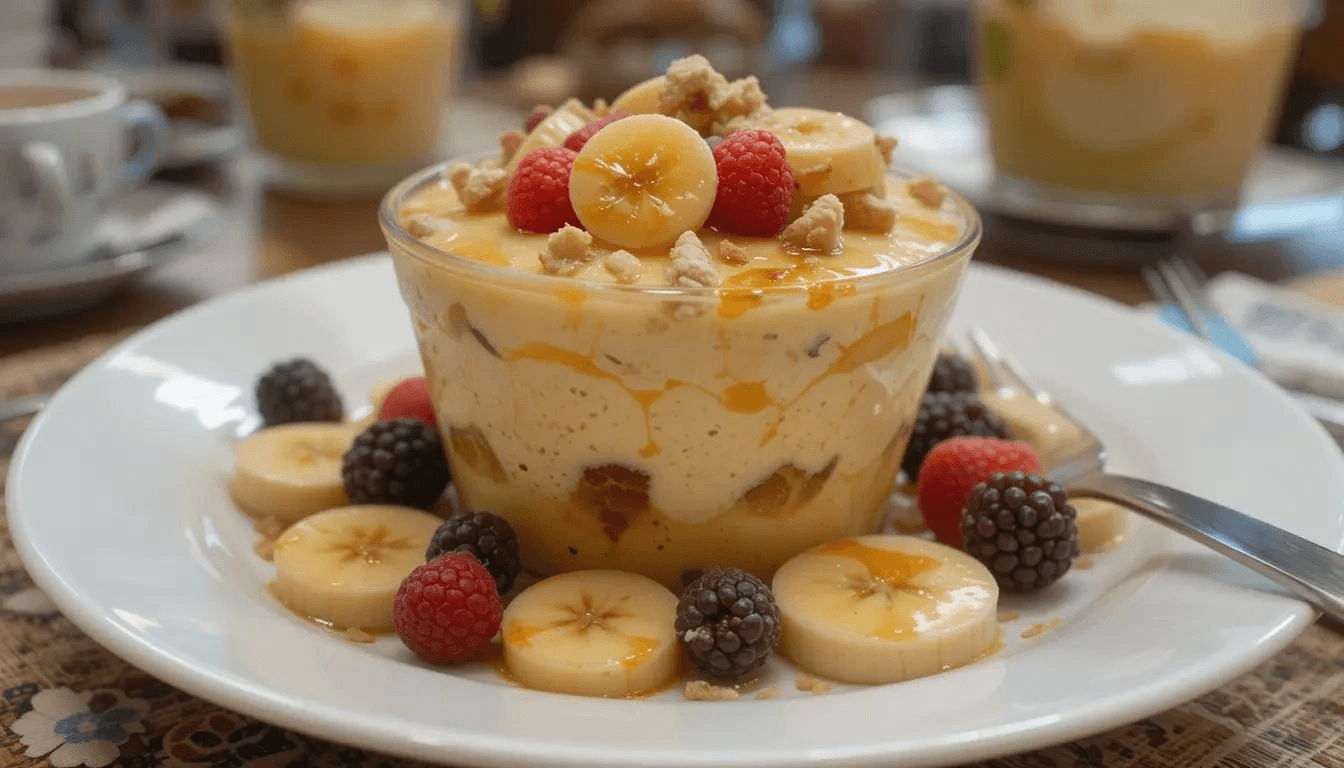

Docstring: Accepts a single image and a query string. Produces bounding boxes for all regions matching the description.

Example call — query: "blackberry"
[255,358,343,426]
[927,353,978,394]
[961,471,1079,592]
[425,511,522,593]
[675,568,780,679]
[341,418,451,510]
[900,391,1008,480]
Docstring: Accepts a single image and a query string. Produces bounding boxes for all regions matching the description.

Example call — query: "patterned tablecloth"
[0,332,1341,768]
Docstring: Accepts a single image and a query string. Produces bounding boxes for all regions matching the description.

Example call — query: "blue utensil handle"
[120,100,171,185]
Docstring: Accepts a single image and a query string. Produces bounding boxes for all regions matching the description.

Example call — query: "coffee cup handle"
[19,142,71,238]
[119,100,171,185]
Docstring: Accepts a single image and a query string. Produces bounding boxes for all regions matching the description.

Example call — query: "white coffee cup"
[1,68,170,275]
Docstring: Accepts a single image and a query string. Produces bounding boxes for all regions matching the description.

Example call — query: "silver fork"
[965,326,1344,624]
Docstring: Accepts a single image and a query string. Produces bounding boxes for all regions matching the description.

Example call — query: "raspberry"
[563,110,631,152]
[506,147,581,234]
[393,553,502,663]
[525,105,551,133]
[425,511,522,594]
[916,437,1043,547]
[961,472,1079,592]
[705,130,794,237]
[378,376,437,428]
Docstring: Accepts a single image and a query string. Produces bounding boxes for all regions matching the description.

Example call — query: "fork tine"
[1156,260,1213,341]
[966,326,1050,403]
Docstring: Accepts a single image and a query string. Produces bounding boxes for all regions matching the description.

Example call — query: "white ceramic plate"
[10,255,1344,768]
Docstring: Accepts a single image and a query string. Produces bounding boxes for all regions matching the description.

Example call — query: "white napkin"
[1201,272,1344,400]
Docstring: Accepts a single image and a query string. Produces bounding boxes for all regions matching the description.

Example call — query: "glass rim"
[378,152,984,299]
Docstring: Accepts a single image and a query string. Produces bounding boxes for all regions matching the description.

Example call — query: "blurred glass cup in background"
[974,0,1310,215]
[220,0,463,193]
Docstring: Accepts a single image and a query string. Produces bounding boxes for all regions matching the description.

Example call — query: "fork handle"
[1068,473,1344,625]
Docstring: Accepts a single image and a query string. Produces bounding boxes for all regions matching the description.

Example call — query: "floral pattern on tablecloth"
[0,333,1339,767]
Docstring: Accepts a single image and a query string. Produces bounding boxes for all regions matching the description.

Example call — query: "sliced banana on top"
[747,107,888,198]
[230,422,360,524]
[568,114,718,249]
[610,75,666,115]
[501,570,681,698]
[773,535,999,685]
[504,98,595,177]
[271,505,444,631]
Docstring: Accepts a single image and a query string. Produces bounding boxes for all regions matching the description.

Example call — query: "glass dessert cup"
[220,0,463,194]
[974,0,1307,220]
[380,159,982,589]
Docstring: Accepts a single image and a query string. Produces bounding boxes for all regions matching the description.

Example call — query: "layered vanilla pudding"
[977,0,1303,203]
[380,56,980,588]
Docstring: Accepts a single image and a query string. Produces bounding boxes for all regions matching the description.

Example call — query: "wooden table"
[0,69,1341,768]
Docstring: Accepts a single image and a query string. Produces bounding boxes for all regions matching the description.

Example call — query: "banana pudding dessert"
[225,56,1126,699]
[381,55,979,589]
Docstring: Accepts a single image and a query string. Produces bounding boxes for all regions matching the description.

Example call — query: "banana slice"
[501,570,680,698]
[271,505,443,631]
[1074,498,1130,553]
[568,114,718,249]
[773,535,999,685]
[610,75,666,114]
[747,107,887,198]
[230,422,360,523]
[504,98,595,176]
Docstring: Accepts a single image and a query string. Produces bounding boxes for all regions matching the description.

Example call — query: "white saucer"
[0,186,220,323]
[9,255,1344,767]
[866,86,1344,237]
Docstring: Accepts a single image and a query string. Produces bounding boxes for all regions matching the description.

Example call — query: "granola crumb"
[603,249,642,283]
[498,130,524,164]
[667,231,720,288]
[754,685,781,700]
[592,97,610,118]
[1020,617,1063,639]
[404,213,452,238]
[448,161,507,212]
[909,177,947,208]
[253,538,275,562]
[875,134,899,165]
[840,190,897,233]
[684,680,740,701]
[781,194,844,253]
[344,626,376,644]
[254,515,286,540]
[660,54,768,136]
[997,610,1021,622]
[1075,555,1096,571]
[717,240,750,266]
[538,225,595,275]
[795,672,833,693]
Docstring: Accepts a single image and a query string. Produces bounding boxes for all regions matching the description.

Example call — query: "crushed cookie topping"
[660,54,769,137]
[498,130,523,164]
[404,212,452,238]
[448,161,507,212]
[538,225,595,275]
[909,177,947,208]
[667,231,720,288]
[717,240,750,266]
[684,680,740,701]
[840,190,897,234]
[603,249,642,283]
[781,194,845,253]
[875,135,899,166]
